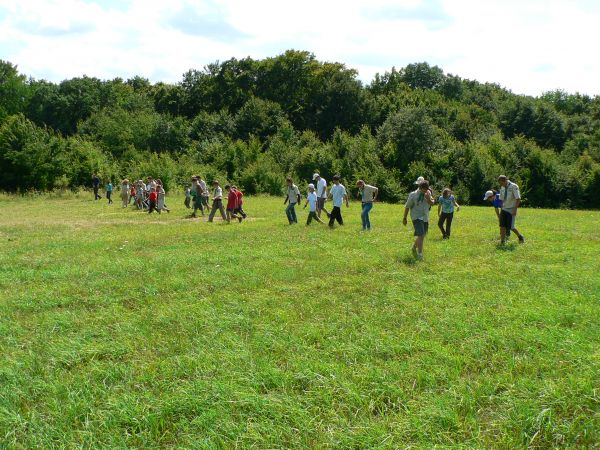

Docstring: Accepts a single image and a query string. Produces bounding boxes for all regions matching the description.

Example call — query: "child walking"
[225,185,242,222]
[304,184,324,225]
[437,188,460,239]
[106,181,113,204]
[148,188,158,214]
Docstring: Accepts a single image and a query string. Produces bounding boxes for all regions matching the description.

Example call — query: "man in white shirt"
[357,180,378,231]
[284,177,301,224]
[327,175,349,228]
[208,180,229,223]
[498,175,525,244]
[313,173,330,219]
[403,180,435,260]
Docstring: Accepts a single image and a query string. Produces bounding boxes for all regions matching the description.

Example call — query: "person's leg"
[438,213,446,237]
[208,201,218,222]
[306,212,313,225]
[446,212,453,237]
[364,202,372,229]
[218,201,229,222]
[328,207,338,227]
[336,208,343,225]
[314,212,324,224]
[285,203,294,224]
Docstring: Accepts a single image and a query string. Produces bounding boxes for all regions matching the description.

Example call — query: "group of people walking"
[185,176,247,223]
[92,172,525,260]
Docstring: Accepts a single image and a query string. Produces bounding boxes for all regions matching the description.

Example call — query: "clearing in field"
[0,194,598,448]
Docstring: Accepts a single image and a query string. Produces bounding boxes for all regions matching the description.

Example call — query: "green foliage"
[0,53,598,208]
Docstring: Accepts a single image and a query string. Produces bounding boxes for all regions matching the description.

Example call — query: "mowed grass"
[0,193,598,449]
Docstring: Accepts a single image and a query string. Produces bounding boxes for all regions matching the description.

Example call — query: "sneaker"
[238,216,242,223]
[417,253,424,260]
[518,235,525,244]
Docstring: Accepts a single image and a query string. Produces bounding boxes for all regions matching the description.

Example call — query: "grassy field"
[0,192,598,449]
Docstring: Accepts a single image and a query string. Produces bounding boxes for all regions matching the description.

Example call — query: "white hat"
[414,176,425,185]
[312,173,320,180]
[308,183,315,189]
[483,190,494,201]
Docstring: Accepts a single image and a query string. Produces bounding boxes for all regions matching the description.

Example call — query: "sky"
[0,0,598,97]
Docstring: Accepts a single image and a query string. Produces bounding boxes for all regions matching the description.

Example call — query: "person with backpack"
[498,175,525,244]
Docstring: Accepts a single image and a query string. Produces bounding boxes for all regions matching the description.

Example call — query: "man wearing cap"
[403,180,435,260]
[313,173,330,219]
[498,175,525,244]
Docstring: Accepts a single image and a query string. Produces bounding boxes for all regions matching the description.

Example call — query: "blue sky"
[0,0,598,96]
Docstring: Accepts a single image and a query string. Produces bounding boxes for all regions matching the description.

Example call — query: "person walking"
[156,181,170,213]
[225,185,242,222]
[498,175,525,244]
[313,173,330,219]
[303,184,324,225]
[327,175,349,228]
[92,174,102,200]
[484,189,504,241]
[284,178,301,224]
[120,179,130,208]
[437,188,460,239]
[147,188,158,214]
[357,180,378,231]
[106,180,113,204]
[403,180,435,260]
[208,180,229,223]
[232,186,247,219]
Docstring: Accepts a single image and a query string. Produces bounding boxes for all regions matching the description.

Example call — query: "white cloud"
[0,0,598,95]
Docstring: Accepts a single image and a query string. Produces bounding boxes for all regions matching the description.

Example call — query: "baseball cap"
[483,190,494,200]
[308,183,315,189]
[414,176,425,185]
[312,173,319,180]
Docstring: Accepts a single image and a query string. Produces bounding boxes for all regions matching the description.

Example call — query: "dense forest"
[1,50,599,207]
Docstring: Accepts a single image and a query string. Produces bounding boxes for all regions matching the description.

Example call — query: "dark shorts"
[412,219,429,236]
[317,197,326,209]
[500,209,515,229]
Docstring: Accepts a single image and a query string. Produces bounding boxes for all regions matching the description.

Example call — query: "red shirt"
[148,191,157,202]
[227,190,238,209]
[235,190,243,205]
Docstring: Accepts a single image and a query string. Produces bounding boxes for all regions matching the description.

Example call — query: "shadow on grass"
[496,242,518,251]
[397,254,418,266]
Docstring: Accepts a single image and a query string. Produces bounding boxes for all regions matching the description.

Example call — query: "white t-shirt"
[213,186,223,200]
[307,191,317,211]
[330,184,347,208]
[361,184,377,202]
[500,182,520,210]
[287,184,300,204]
[405,190,431,222]
[317,177,327,198]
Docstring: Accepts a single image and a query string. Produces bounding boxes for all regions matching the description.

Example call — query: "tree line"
[1,50,599,208]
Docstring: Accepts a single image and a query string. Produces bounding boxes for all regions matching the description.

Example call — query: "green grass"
[0,193,599,448]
